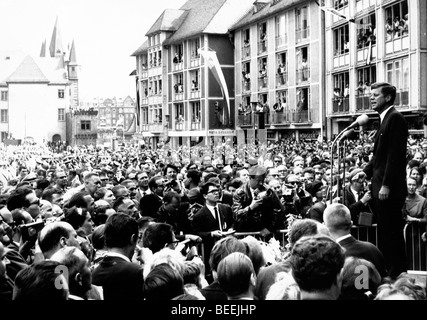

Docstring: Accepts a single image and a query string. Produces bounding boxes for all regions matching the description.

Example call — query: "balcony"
[258,77,268,90]
[270,112,291,125]
[296,68,310,83]
[357,44,377,64]
[173,62,184,71]
[242,45,251,59]
[258,40,267,54]
[356,94,371,112]
[150,122,163,132]
[290,109,312,124]
[175,121,184,131]
[190,56,201,68]
[395,90,409,107]
[140,124,149,131]
[190,90,200,99]
[141,97,148,105]
[242,80,251,92]
[275,34,287,48]
[174,93,184,101]
[385,34,409,55]
[276,73,288,87]
[238,113,253,127]
[332,97,350,113]
[255,112,271,127]
[296,27,310,43]
[191,121,202,130]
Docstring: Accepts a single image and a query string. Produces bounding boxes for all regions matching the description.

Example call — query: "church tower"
[67,39,79,110]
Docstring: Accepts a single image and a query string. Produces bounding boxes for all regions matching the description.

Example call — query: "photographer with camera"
[283,174,313,225]
[232,165,286,238]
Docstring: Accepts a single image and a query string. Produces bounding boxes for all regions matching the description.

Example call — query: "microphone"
[339,129,355,141]
[345,114,369,131]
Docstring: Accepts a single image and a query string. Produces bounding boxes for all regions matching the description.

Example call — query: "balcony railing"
[332,97,350,113]
[140,124,149,131]
[296,68,310,83]
[173,62,184,71]
[242,45,251,59]
[395,90,409,106]
[174,93,184,101]
[150,122,163,132]
[356,94,371,112]
[258,77,268,90]
[190,56,201,68]
[242,80,251,92]
[296,27,310,43]
[191,121,202,130]
[258,40,267,54]
[270,112,291,125]
[175,122,184,131]
[275,34,287,48]
[190,90,200,99]
[276,73,288,87]
[238,114,253,127]
[290,109,312,123]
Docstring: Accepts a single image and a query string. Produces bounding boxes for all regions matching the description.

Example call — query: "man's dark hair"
[290,235,345,293]
[163,191,181,205]
[6,186,34,211]
[38,222,73,254]
[41,187,63,203]
[148,176,163,191]
[142,222,175,253]
[63,206,88,230]
[143,263,184,300]
[67,190,90,209]
[36,179,50,191]
[186,170,201,186]
[288,219,320,248]
[13,260,68,300]
[209,236,247,273]
[163,164,179,176]
[371,82,396,105]
[199,182,218,196]
[112,196,127,212]
[104,213,138,249]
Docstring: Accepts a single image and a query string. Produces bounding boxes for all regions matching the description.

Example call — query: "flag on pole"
[198,47,230,126]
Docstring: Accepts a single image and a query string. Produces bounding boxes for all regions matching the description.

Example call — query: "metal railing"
[332,97,350,113]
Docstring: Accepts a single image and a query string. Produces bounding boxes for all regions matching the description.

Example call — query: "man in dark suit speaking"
[363,82,408,279]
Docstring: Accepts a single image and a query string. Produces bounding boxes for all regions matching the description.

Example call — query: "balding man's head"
[323,203,352,236]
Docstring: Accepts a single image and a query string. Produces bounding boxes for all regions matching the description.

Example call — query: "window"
[332,72,350,113]
[0,91,7,101]
[334,0,349,10]
[296,6,309,42]
[356,14,376,49]
[258,22,267,54]
[191,102,201,122]
[242,28,250,59]
[190,39,200,59]
[296,46,310,83]
[385,1,408,41]
[386,57,409,105]
[58,108,65,121]
[142,107,149,124]
[1,132,7,142]
[334,24,349,56]
[1,110,8,123]
[81,120,91,130]
[275,14,287,47]
[277,52,288,86]
[175,103,184,122]
[58,89,65,98]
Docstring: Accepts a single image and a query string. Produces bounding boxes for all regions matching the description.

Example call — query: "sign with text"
[208,129,236,136]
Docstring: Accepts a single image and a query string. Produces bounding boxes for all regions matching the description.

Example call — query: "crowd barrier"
[192,223,427,273]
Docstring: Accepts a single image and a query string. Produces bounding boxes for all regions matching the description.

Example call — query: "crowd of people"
[0,84,427,301]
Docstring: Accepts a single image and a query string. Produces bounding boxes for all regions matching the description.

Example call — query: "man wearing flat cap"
[232,165,286,237]
[341,168,373,225]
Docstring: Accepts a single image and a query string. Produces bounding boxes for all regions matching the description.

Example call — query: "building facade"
[132,0,256,150]
[230,0,325,145]
[325,0,427,139]
[0,17,79,144]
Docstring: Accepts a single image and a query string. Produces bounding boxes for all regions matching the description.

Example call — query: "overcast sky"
[0,0,187,100]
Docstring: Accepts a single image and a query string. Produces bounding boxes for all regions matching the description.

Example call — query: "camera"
[20,220,45,243]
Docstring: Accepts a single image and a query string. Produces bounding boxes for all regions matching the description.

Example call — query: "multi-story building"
[325,0,427,139]
[230,0,325,144]
[66,108,98,147]
[132,0,256,149]
[0,17,79,144]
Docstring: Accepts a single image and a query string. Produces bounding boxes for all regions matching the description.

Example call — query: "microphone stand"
[330,128,351,203]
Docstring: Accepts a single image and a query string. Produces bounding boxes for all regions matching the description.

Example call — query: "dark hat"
[306,181,324,197]
[248,165,267,176]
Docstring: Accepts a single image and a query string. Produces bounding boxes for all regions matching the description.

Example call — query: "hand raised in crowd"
[360,190,372,204]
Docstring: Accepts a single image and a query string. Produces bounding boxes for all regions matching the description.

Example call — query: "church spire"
[68,39,77,65]
[49,16,64,57]
[40,39,47,57]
